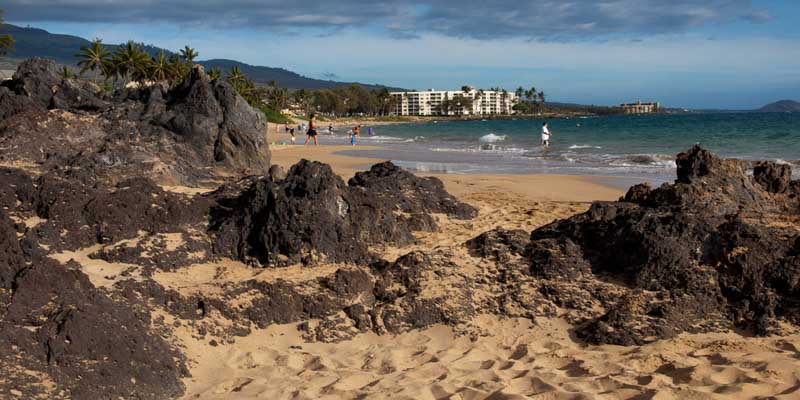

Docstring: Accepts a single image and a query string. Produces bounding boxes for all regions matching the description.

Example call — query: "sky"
[4,0,800,109]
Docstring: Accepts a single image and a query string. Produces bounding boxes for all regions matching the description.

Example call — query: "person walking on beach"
[305,114,319,146]
[290,127,296,145]
[350,124,361,146]
[541,122,552,148]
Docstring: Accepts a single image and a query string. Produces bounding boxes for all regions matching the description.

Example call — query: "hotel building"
[620,100,661,114]
[389,87,518,116]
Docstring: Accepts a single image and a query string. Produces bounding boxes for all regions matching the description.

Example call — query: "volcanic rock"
[210,160,477,266]
[1,259,186,399]
[524,145,800,344]
[0,59,269,186]
[753,161,792,194]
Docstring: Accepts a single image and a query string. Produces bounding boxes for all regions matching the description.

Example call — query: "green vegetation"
[0,10,14,56]
[59,66,76,80]
[313,85,395,116]
[75,38,111,82]
[257,105,293,124]
[180,46,198,63]
[514,85,547,114]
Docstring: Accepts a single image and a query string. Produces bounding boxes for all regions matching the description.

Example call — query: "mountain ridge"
[0,23,402,91]
[758,100,800,113]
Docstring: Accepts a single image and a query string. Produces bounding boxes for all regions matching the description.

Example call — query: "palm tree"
[227,66,247,86]
[180,46,198,63]
[538,91,546,111]
[515,86,524,99]
[208,67,222,80]
[149,51,171,82]
[0,10,14,56]
[76,38,111,82]
[168,54,189,84]
[269,87,290,110]
[111,41,151,83]
[60,66,77,80]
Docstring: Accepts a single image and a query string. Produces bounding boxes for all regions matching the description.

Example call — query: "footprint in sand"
[212,377,253,394]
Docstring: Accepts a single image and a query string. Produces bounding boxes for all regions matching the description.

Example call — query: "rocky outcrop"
[0,57,109,114]
[0,58,269,186]
[210,160,478,266]
[0,259,187,400]
[523,145,800,345]
[0,171,192,399]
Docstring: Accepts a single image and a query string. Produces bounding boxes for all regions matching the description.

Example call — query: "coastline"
[267,134,627,203]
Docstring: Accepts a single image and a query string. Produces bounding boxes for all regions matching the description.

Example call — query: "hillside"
[0,23,400,90]
[198,59,402,91]
[759,100,800,113]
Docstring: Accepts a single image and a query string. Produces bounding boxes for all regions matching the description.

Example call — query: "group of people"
[282,115,373,147]
[284,117,552,149]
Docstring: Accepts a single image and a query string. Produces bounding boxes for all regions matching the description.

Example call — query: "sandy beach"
[169,139,800,399]
[267,127,625,203]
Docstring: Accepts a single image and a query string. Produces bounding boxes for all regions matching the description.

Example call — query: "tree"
[110,41,151,83]
[226,65,246,87]
[512,102,531,114]
[149,51,171,82]
[0,10,14,56]
[208,67,222,81]
[268,87,289,110]
[180,46,198,63]
[515,86,524,99]
[168,54,189,84]
[538,91,546,111]
[76,38,111,82]
[60,66,77,80]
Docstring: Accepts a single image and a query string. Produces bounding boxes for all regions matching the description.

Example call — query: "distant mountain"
[197,59,403,91]
[758,100,800,113]
[0,24,401,91]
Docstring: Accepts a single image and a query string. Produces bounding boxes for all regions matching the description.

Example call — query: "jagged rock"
[155,65,269,171]
[2,173,208,255]
[0,58,108,115]
[528,238,591,280]
[465,227,529,263]
[0,210,24,289]
[0,167,36,211]
[349,161,478,220]
[268,164,286,181]
[0,59,270,186]
[524,145,800,344]
[753,161,792,194]
[50,78,110,112]
[5,57,61,105]
[210,160,477,266]
[0,86,40,120]
[1,259,186,399]
[620,182,652,203]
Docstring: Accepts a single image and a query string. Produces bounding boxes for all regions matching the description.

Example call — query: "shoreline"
[267,139,628,203]
[269,109,603,130]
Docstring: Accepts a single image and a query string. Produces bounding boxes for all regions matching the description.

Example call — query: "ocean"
[326,112,800,183]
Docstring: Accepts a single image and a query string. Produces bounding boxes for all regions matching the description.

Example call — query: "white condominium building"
[389,86,518,116]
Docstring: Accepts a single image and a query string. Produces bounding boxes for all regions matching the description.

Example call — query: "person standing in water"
[350,124,361,146]
[305,114,319,146]
[541,122,552,148]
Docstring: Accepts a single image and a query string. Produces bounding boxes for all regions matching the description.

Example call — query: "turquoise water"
[332,112,800,180]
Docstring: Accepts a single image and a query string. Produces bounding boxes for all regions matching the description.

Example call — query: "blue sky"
[4,0,799,109]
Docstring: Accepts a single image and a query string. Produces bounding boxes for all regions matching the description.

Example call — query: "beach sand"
[166,142,800,399]
[266,129,624,203]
